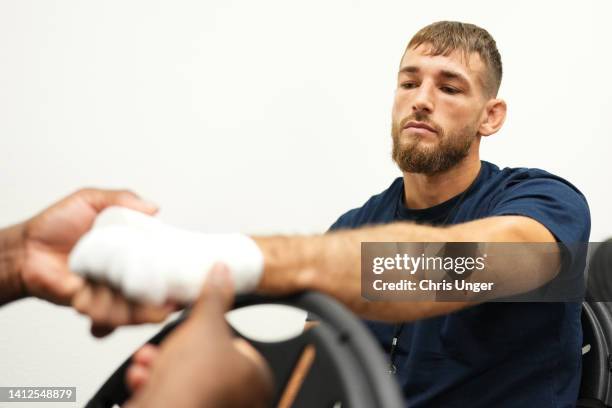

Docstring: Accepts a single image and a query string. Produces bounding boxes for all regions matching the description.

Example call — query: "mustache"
[398,113,442,134]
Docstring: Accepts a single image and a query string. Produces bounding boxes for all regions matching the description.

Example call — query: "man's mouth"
[403,121,437,134]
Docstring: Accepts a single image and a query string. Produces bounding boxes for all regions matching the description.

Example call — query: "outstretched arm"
[255,215,558,321]
[70,211,559,329]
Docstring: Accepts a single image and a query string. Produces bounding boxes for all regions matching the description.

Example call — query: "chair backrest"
[579,240,612,407]
[580,301,612,406]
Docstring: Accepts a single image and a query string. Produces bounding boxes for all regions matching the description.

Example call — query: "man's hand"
[125,263,273,408]
[20,189,158,305]
[72,282,176,338]
[0,188,159,307]
[67,206,264,336]
[68,207,264,304]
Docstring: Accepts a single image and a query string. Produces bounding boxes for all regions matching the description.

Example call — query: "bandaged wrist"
[68,207,264,304]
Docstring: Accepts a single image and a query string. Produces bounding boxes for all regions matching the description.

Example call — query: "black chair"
[578,301,612,407]
[578,240,612,407]
[85,291,405,408]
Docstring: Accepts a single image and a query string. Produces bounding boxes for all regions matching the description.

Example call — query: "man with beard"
[72,21,590,406]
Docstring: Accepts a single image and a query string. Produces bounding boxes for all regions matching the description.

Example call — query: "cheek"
[392,92,409,120]
[437,100,475,129]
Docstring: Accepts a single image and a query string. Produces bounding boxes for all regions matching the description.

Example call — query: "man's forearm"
[254,222,468,322]
[253,217,557,322]
[0,223,26,305]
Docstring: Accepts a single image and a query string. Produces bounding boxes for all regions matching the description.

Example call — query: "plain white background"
[1,0,611,405]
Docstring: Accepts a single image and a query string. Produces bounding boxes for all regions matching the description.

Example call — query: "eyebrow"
[398,66,470,86]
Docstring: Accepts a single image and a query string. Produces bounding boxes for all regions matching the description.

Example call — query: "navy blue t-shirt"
[329,161,590,407]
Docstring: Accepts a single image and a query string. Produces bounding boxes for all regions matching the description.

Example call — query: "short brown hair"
[407,21,502,97]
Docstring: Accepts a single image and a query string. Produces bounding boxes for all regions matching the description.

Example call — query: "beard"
[391,113,476,175]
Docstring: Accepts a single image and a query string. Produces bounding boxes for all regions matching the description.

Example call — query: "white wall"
[1,0,610,405]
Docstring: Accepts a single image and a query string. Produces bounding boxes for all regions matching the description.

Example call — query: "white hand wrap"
[68,207,264,304]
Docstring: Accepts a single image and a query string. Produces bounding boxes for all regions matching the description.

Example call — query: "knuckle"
[108,314,125,327]
[116,189,137,200]
[74,187,94,196]
[21,267,43,291]
[89,306,109,324]
[72,299,86,313]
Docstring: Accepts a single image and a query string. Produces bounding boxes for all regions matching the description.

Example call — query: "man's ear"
[479,98,507,136]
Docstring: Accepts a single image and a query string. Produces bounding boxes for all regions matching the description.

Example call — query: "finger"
[107,290,132,327]
[126,363,151,392]
[79,189,159,216]
[54,270,85,303]
[126,344,159,392]
[191,262,235,317]
[233,337,275,400]
[130,302,174,324]
[132,344,160,367]
[26,253,84,306]
[91,324,115,338]
[72,283,94,314]
[72,283,115,337]
[74,284,121,337]
[233,338,269,369]
[88,284,115,325]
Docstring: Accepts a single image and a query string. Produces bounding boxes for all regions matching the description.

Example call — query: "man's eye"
[441,86,460,94]
[400,82,417,89]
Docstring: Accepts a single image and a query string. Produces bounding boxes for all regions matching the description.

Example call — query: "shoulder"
[487,162,588,209]
[329,178,403,231]
[497,163,583,193]
[483,161,590,242]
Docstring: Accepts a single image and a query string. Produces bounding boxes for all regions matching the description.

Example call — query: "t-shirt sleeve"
[327,208,359,233]
[488,173,590,244]
[488,173,590,301]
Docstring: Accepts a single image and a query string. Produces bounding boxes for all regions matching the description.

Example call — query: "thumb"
[80,189,159,216]
[191,263,235,318]
[42,268,85,306]
[56,272,85,302]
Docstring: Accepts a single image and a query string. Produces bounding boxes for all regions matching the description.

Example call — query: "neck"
[402,156,482,209]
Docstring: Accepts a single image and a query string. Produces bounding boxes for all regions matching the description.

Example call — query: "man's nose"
[412,83,434,114]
